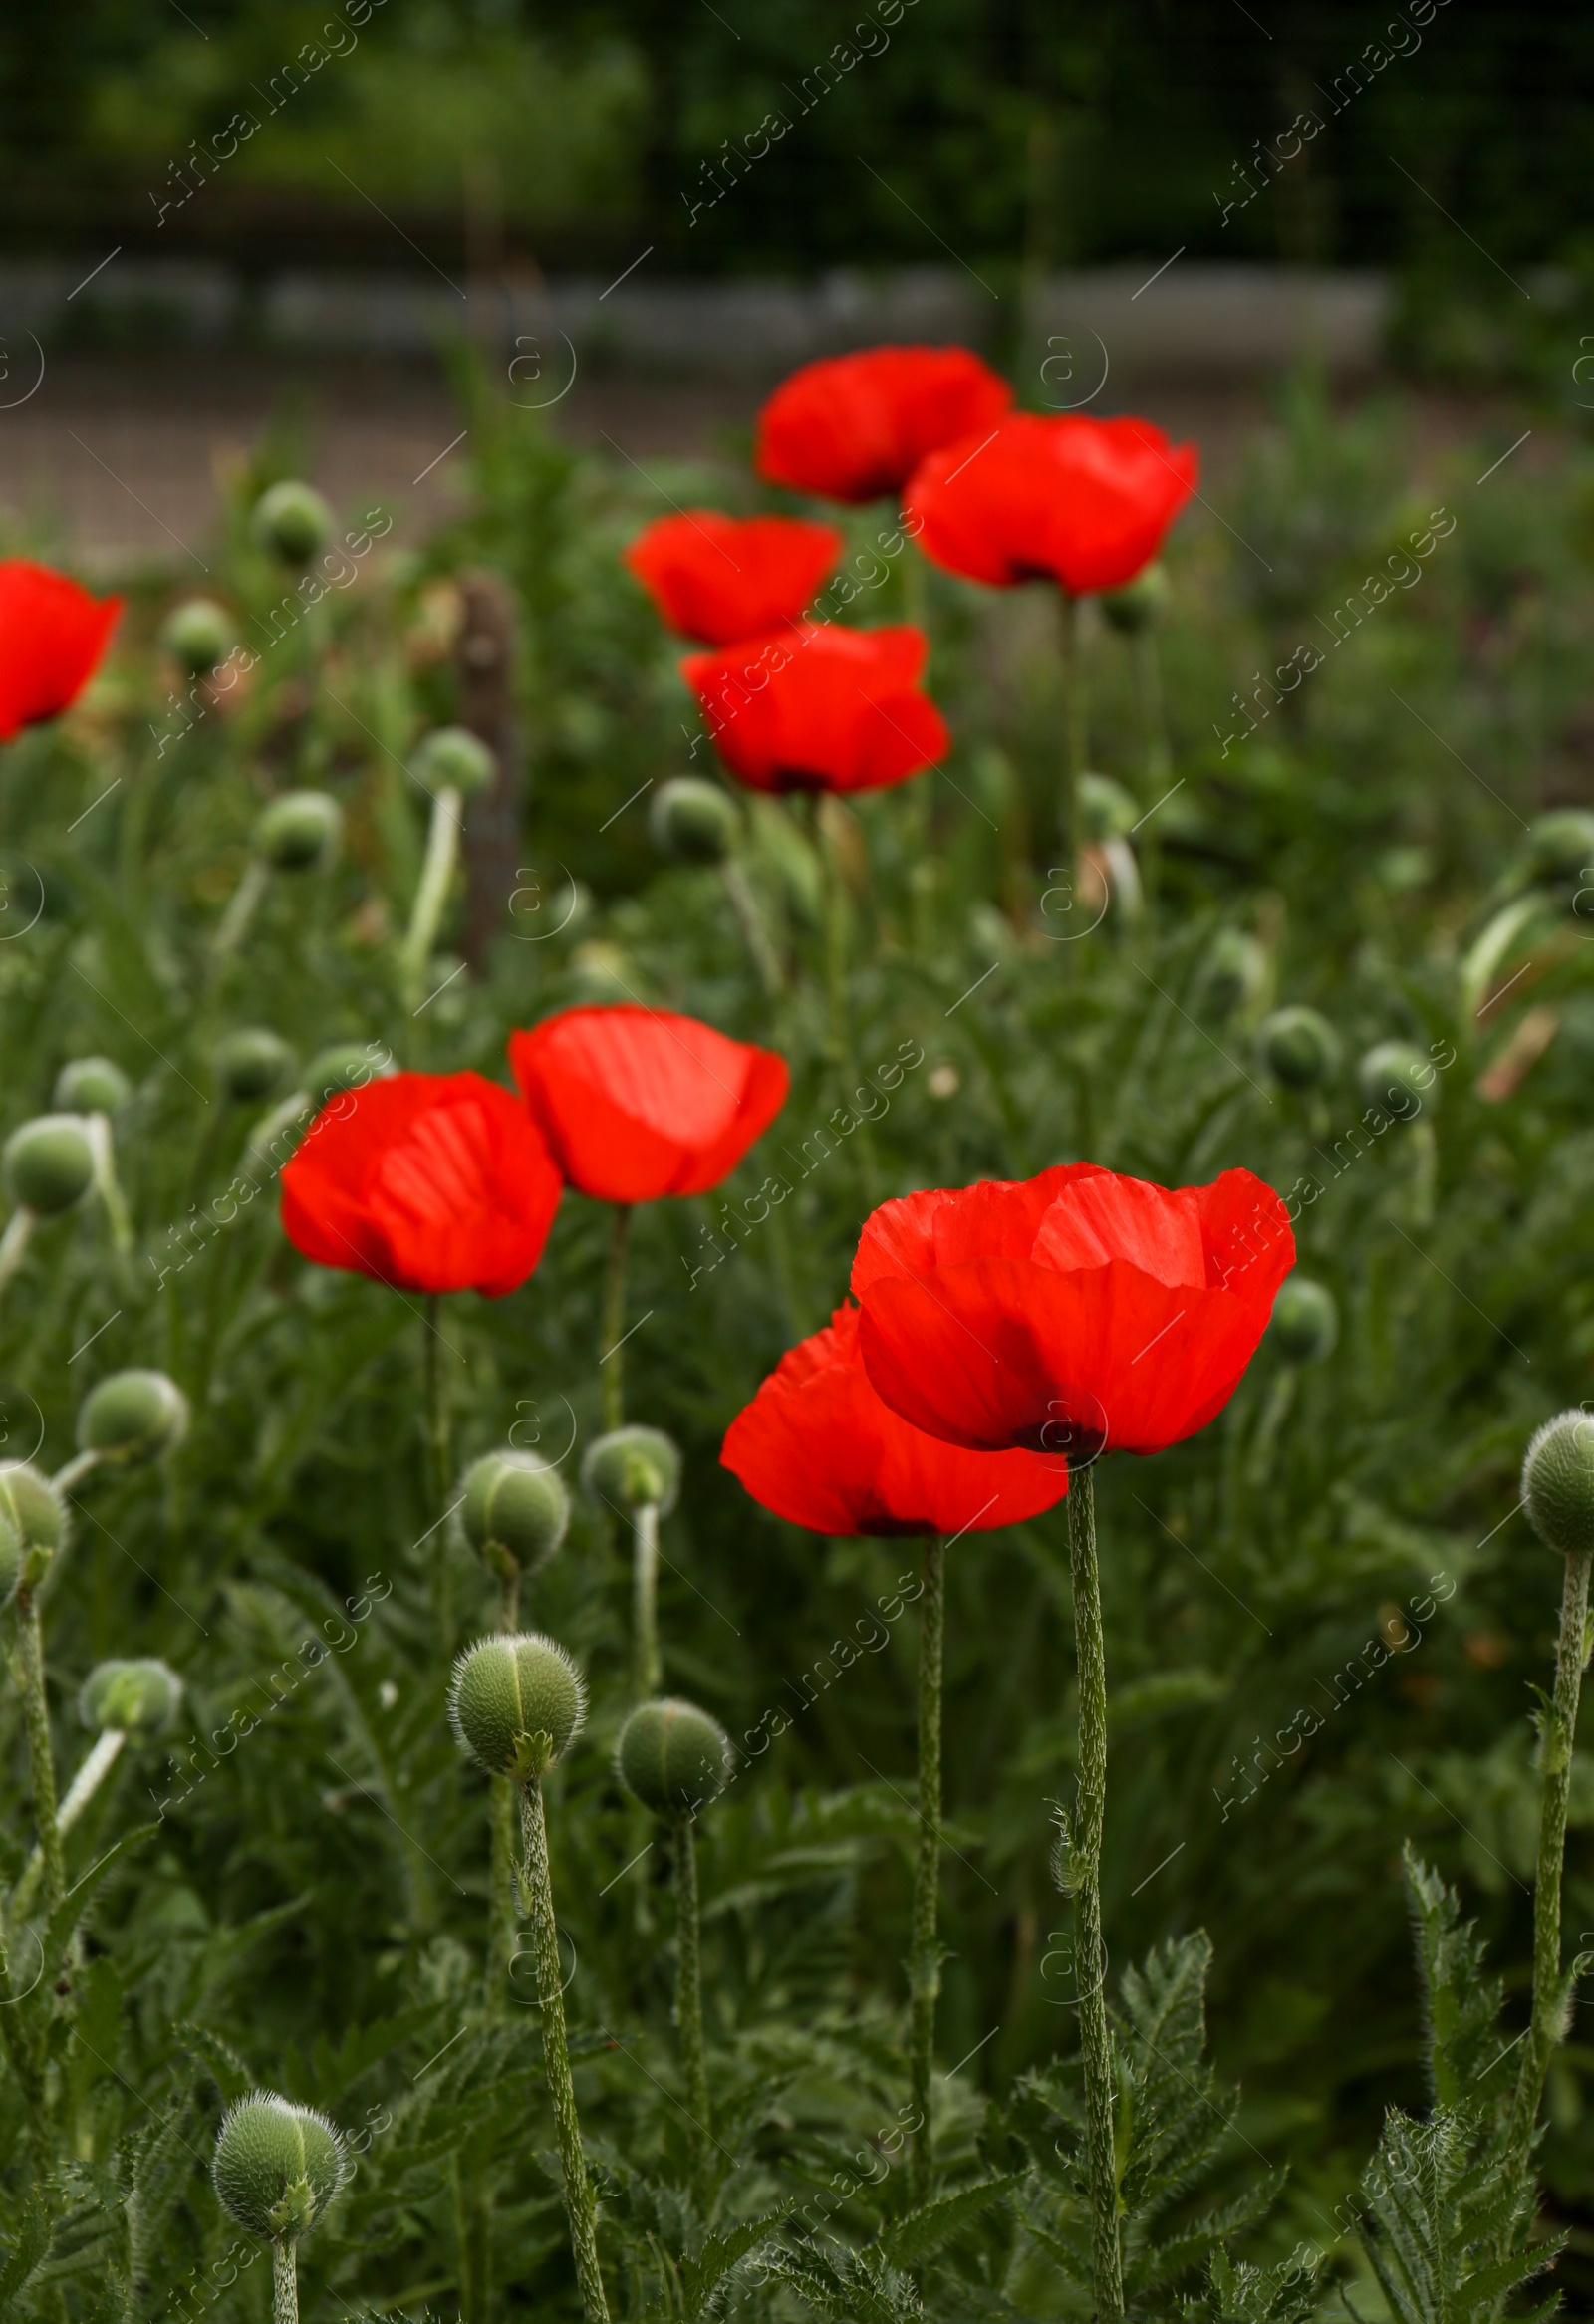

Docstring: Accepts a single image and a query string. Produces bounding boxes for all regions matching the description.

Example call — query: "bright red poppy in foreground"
[907,414,1198,596]
[755,344,1012,504]
[852,1162,1292,1459]
[281,1071,561,1296]
[0,560,123,741]
[624,511,843,646]
[723,1303,1068,1538]
[509,1005,788,1203]
[681,623,948,795]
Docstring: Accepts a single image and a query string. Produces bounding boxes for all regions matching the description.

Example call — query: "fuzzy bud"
[581,1426,680,1516]
[54,1057,133,1117]
[1358,1042,1434,1122]
[250,482,333,568]
[650,778,740,866]
[306,1045,392,1106]
[160,598,236,678]
[4,1115,95,1215]
[1270,1278,1338,1365]
[0,1462,68,1590]
[1259,1006,1341,1092]
[1200,928,1265,1017]
[448,1632,585,1781]
[409,727,495,800]
[0,1512,19,1608]
[214,1029,294,1105]
[459,1451,568,1579]
[255,791,343,874]
[1099,563,1169,635]
[617,1697,731,1819]
[1523,811,1594,888]
[212,2093,350,2244]
[1522,1413,1594,1561]
[1078,772,1139,844]
[79,1657,183,1737]
[77,1369,189,1464]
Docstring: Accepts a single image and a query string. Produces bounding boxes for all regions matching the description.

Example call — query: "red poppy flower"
[755,345,1012,504]
[907,414,1197,596]
[624,511,843,646]
[509,1005,788,1203]
[852,1162,1293,1459]
[0,561,123,742]
[722,1303,1068,1538]
[680,623,947,795]
[281,1071,561,1297]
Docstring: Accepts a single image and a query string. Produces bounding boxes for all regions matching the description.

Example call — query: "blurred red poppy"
[680,623,947,794]
[281,1071,561,1297]
[756,344,1012,503]
[722,1303,1068,1538]
[0,561,123,741]
[509,1005,788,1202]
[907,414,1197,596]
[624,511,843,646]
[852,1162,1292,1459]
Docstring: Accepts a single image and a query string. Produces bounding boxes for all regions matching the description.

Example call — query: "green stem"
[721,859,783,999]
[1068,1466,1123,2320]
[86,1116,134,1259]
[271,2239,298,2324]
[816,800,879,1206]
[423,1294,448,1516]
[633,1504,662,1700]
[487,1775,517,2020]
[520,1779,610,2324]
[212,856,270,967]
[674,1812,712,2207]
[13,1729,125,1921]
[0,1208,35,1312]
[601,1205,631,1433]
[1060,591,1088,868]
[17,1592,64,1919]
[1133,630,1171,905]
[400,784,463,1010]
[909,1532,945,2208]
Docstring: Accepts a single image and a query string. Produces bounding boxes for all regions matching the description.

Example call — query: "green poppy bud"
[254,791,343,874]
[79,1657,183,1737]
[617,1697,731,1819]
[1259,1005,1341,1091]
[410,727,495,800]
[214,1029,294,1105]
[0,1511,21,1607]
[1078,772,1139,845]
[0,1462,67,1569]
[160,597,235,678]
[1358,1041,1435,1122]
[460,1450,568,1579]
[306,1045,391,1106]
[582,1426,680,1517]
[1201,928,1265,1017]
[1270,1277,1338,1364]
[53,1057,132,1117]
[1523,811,1594,888]
[1522,1413,1594,1560]
[250,481,333,568]
[448,1631,586,1781]
[4,1115,95,1216]
[212,2092,350,2244]
[650,778,740,866]
[1099,563,1169,636]
[77,1369,189,1464]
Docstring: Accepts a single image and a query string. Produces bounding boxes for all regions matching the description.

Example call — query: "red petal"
[624,511,842,646]
[0,562,122,739]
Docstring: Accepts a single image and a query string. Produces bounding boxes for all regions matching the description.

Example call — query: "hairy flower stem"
[601,1204,631,1433]
[909,1532,945,2208]
[212,856,270,968]
[1059,592,1089,872]
[1068,1465,1123,2319]
[271,2239,298,2324]
[16,1591,64,1918]
[1508,1547,1593,2183]
[673,1812,713,2206]
[520,1779,610,2324]
[633,1504,662,1699]
[399,783,463,1011]
[486,1573,522,2017]
[13,1728,125,1921]
[721,858,783,998]
[0,1208,35,1312]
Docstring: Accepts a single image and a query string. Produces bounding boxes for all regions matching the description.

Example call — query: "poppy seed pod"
[1523,810,1594,888]
[1259,1006,1341,1092]
[650,777,740,866]
[617,1697,732,1818]
[254,790,343,874]
[410,726,495,800]
[460,1450,569,1577]
[1078,772,1140,844]
[1358,1041,1435,1122]
[449,1631,586,1781]
[1201,928,1265,1018]
[77,1369,189,1463]
[214,1028,294,1106]
[4,1115,95,1215]
[54,1057,132,1116]
[79,1657,183,1737]
[160,597,235,678]
[1269,1277,1338,1365]
[0,1461,67,1566]
[1100,562,1170,635]
[582,1426,680,1516]
[1522,1413,1594,1560]
[212,2093,350,2244]
[250,481,333,568]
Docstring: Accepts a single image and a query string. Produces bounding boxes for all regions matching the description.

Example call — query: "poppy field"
[0,347,1593,2324]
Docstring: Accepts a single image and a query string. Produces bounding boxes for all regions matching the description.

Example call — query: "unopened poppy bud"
[160,597,235,677]
[650,778,740,865]
[212,2093,350,2243]
[250,481,333,568]
[78,1369,189,1464]
[214,1028,294,1105]
[582,1426,680,1516]
[1523,810,1594,888]
[617,1697,731,1818]
[79,1657,183,1736]
[0,1461,67,1570]
[0,1510,22,1607]
[1522,1413,1594,1560]
[449,1631,585,1780]
[306,1044,391,1105]
[410,726,495,800]
[1270,1277,1338,1364]
[1259,1006,1340,1091]
[4,1115,95,1215]
[460,1450,569,1578]
[1099,562,1169,635]
[1358,1042,1433,1121]
[1201,928,1265,1017]
[54,1057,132,1116]
[1078,772,1139,844]
[255,790,343,873]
